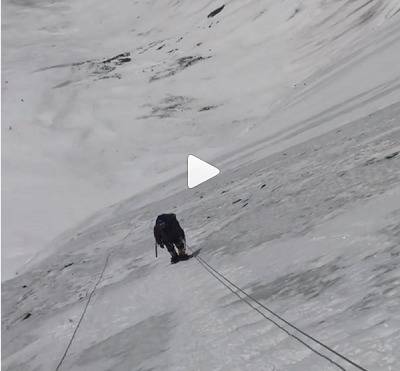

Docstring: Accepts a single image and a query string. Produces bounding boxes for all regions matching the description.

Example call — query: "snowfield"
[2,0,400,370]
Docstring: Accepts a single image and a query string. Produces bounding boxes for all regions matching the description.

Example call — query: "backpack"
[154,214,185,246]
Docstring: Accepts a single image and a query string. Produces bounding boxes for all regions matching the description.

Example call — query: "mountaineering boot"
[176,238,188,259]
[178,248,188,257]
[177,247,190,260]
[170,254,180,264]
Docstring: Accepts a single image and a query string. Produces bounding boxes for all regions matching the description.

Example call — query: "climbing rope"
[55,231,369,370]
[55,252,111,371]
[55,226,137,370]
[189,248,369,371]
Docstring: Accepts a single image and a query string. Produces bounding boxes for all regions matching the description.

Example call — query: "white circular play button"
[187,155,220,189]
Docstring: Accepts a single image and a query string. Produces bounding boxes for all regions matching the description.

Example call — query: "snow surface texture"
[3,0,400,279]
[2,0,400,370]
[3,104,400,370]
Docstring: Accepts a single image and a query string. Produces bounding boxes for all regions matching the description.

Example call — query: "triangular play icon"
[187,155,220,189]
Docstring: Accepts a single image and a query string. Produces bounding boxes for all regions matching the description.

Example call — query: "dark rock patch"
[21,312,31,321]
[101,52,131,65]
[98,73,122,80]
[137,40,165,54]
[288,7,301,20]
[385,151,399,160]
[139,95,194,119]
[364,149,399,166]
[41,51,131,84]
[53,80,73,89]
[177,56,206,69]
[208,5,225,18]
[90,52,131,77]
[150,55,210,82]
[199,105,217,112]
[62,262,74,270]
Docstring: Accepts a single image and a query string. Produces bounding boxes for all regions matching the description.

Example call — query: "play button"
[187,155,220,189]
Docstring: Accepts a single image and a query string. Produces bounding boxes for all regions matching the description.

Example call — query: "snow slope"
[3,0,400,279]
[2,0,400,370]
[3,102,400,370]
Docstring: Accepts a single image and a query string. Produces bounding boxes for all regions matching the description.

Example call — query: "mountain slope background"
[3,0,400,279]
[2,0,400,370]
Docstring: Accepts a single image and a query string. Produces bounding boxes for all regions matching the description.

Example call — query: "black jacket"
[154,214,185,246]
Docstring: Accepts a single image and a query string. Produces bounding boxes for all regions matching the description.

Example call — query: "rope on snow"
[55,226,134,370]
[55,253,111,371]
[188,247,369,371]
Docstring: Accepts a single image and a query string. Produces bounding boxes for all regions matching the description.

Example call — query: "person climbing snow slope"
[153,213,189,263]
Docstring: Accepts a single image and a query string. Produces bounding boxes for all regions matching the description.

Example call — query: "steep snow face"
[2,103,400,370]
[2,1,400,369]
[3,0,400,279]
